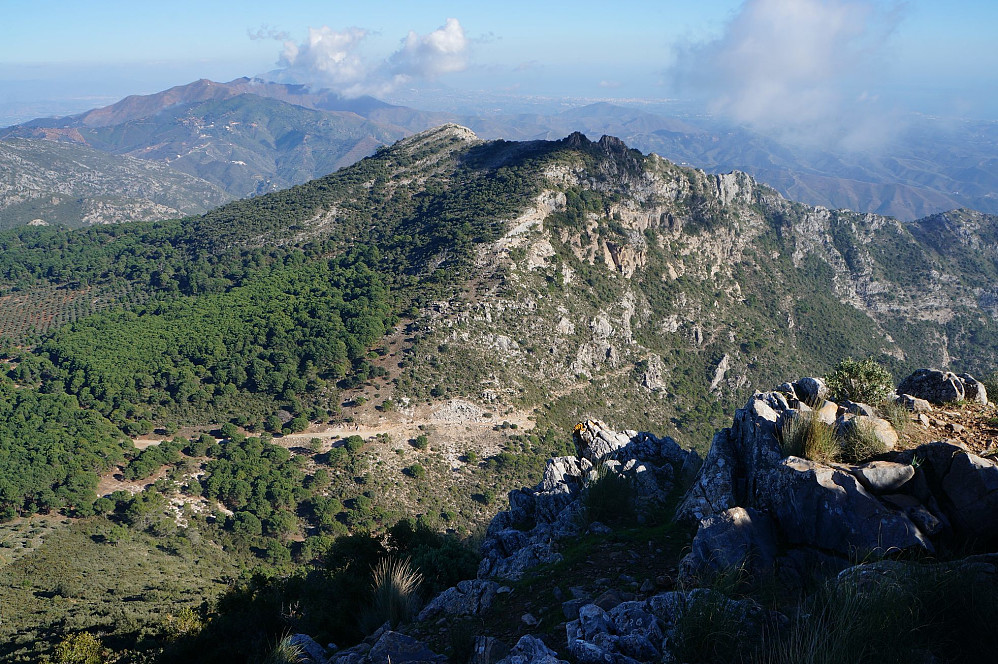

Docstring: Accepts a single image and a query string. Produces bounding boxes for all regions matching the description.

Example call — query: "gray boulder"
[754,457,932,557]
[939,449,998,543]
[841,400,876,417]
[287,634,326,663]
[575,420,632,461]
[495,635,567,664]
[895,393,932,412]
[896,369,965,404]
[366,631,446,664]
[793,377,829,404]
[417,579,499,621]
[957,373,989,405]
[676,393,784,523]
[679,507,778,584]
[848,460,915,494]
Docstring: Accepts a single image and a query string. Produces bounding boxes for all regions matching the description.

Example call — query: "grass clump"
[824,357,895,405]
[363,557,423,632]
[839,418,888,463]
[779,411,839,463]
[671,589,751,664]
[264,634,306,664]
[753,561,998,664]
[877,400,909,434]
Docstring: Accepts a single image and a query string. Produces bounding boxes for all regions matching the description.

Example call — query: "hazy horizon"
[3,0,996,139]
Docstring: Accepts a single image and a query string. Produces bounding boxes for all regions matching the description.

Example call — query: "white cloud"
[278,26,369,88]
[672,0,905,149]
[247,26,290,42]
[268,18,469,97]
[390,17,469,78]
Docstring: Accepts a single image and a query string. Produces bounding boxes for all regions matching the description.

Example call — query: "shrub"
[824,357,895,404]
[405,464,426,480]
[779,411,839,463]
[343,435,365,454]
[53,632,108,664]
[412,434,429,450]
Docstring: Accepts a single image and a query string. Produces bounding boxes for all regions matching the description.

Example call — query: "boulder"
[495,635,567,664]
[366,631,447,664]
[754,457,932,557]
[575,420,631,461]
[848,460,915,494]
[287,634,326,663]
[793,377,830,404]
[880,493,945,536]
[957,373,989,405]
[896,394,932,413]
[677,393,783,523]
[896,369,965,404]
[679,507,778,584]
[841,400,876,417]
[939,450,998,544]
[417,579,500,621]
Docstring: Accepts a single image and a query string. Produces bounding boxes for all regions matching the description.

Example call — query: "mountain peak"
[391,123,481,158]
[408,123,479,143]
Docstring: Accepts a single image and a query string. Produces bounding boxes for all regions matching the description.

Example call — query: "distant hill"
[4,78,995,228]
[0,137,229,229]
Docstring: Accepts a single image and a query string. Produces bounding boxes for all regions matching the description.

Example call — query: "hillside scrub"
[824,357,896,405]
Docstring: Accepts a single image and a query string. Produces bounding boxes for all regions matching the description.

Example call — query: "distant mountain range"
[2,77,996,228]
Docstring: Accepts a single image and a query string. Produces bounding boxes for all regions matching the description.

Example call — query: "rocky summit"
[289,367,998,664]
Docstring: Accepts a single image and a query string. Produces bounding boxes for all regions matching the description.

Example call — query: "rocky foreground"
[294,369,998,664]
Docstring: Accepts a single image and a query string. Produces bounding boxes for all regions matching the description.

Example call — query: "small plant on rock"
[362,557,423,632]
[264,634,306,664]
[839,418,888,463]
[779,411,839,463]
[824,357,895,405]
[877,400,909,434]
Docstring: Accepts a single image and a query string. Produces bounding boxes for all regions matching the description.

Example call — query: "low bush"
[824,357,895,404]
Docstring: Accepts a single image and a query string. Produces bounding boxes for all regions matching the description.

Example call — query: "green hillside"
[1,126,998,661]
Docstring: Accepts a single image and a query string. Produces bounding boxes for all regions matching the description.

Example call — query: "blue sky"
[1,0,996,126]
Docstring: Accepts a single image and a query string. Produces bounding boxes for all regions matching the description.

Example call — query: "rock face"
[755,457,932,557]
[390,374,998,664]
[328,627,446,664]
[675,376,998,583]
[564,589,775,664]
[896,368,989,405]
[679,507,778,583]
[417,580,500,621]
[479,421,699,581]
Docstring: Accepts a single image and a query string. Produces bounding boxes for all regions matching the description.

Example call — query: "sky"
[1,0,997,136]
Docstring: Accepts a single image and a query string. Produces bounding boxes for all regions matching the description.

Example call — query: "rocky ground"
[306,368,998,664]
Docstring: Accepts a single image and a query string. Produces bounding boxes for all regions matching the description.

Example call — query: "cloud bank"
[272,18,468,97]
[672,0,904,149]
